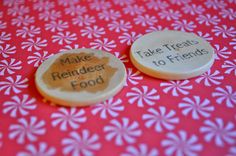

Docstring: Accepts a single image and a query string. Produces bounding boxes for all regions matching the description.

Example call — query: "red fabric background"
[0,0,236,156]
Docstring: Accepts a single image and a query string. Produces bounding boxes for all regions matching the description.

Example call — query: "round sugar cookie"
[130,30,215,80]
[35,48,126,107]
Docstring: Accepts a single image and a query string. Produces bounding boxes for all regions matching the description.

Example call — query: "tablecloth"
[0,0,236,156]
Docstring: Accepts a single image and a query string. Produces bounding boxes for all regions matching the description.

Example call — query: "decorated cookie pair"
[35,31,215,107]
